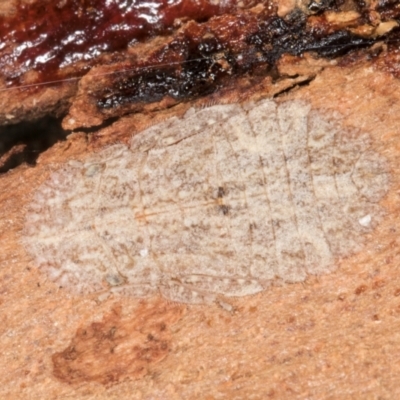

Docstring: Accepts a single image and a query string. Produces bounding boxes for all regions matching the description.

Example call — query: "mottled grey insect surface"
[22,99,389,303]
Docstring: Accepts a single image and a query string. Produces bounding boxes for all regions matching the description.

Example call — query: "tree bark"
[1,1,400,398]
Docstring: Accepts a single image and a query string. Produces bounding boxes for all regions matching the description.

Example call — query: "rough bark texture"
[1,0,400,399]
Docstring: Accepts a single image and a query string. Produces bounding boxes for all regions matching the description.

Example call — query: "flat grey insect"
[22,98,389,304]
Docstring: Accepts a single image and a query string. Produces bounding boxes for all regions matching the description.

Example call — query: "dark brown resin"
[376,0,400,21]
[0,0,259,86]
[95,10,375,110]
[1,0,400,133]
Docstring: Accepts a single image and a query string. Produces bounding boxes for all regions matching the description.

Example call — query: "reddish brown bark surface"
[1,1,400,398]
